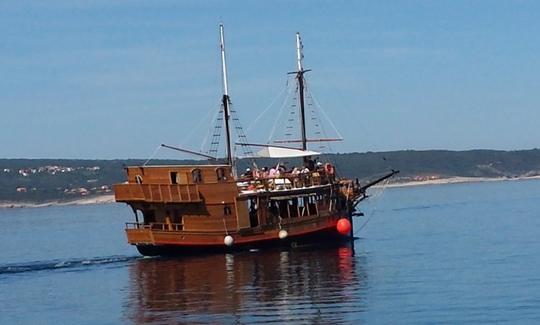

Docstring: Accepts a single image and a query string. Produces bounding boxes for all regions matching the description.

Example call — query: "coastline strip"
[2,176,540,208]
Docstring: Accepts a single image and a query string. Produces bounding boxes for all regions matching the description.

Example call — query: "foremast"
[220,24,234,170]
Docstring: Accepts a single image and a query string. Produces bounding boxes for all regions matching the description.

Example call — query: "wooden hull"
[133,225,351,256]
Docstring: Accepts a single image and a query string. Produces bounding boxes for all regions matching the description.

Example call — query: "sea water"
[1,179,540,324]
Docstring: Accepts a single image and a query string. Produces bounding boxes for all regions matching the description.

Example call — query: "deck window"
[289,199,299,218]
[278,201,289,219]
[191,169,203,183]
[170,172,178,184]
[248,198,259,227]
[216,167,227,182]
[308,196,318,216]
[143,210,155,224]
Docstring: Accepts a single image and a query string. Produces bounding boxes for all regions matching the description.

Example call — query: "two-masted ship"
[114,25,397,256]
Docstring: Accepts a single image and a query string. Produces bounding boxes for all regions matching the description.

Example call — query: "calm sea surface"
[1,180,540,324]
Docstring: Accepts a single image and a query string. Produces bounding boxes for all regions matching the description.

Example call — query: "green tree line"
[1,149,539,202]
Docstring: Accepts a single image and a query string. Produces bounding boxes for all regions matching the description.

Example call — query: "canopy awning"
[255,146,320,158]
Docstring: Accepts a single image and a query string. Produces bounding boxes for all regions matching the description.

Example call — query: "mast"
[295,33,308,153]
[220,24,234,167]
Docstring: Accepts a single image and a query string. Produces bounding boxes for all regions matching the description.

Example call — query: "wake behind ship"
[114,25,397,256]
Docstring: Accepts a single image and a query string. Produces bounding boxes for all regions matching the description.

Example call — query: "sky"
[1,0,539,159]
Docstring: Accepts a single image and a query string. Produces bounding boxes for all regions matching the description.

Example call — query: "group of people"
[241,157,334,181]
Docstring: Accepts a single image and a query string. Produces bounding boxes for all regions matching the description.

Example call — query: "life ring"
[325,163,334,175]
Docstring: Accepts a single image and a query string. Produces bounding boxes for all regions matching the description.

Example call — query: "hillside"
[326,149,540,179]
[1,149,539,203]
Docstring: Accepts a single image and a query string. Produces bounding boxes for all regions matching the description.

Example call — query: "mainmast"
[220,24,234,167]
[295,33,309,153]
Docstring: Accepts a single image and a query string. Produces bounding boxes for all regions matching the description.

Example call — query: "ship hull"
[134,226,351,256]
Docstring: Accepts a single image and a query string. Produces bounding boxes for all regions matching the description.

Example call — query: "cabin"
[115,165,241,232]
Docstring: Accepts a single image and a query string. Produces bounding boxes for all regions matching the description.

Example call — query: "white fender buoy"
[224,235,234,247]
[278,229,288,239]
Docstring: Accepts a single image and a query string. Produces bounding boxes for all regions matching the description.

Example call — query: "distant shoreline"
[376,175,540,188]
[2,175,540,209]
[0,194,115,209]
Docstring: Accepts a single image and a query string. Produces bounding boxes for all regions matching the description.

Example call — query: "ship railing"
[237,172,334,192]
[125,222,150,230]
[115,183,201,203]
[125,222,184,231]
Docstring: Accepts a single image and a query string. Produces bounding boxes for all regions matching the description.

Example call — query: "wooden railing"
[125,222,184,231]
[125,222,151,229]
[115,184,201,203]
[237,172,334,192]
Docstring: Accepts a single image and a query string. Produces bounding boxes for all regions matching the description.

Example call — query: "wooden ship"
[114,25,398,256]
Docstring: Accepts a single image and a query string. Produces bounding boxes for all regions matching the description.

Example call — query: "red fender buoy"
[337,218,351,235]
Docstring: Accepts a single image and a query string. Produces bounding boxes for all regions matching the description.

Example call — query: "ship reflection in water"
[124,245,368,324]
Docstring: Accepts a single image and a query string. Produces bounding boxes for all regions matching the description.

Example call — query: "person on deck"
[316,161,325,173]
[306,157,315,171]
[243,168,253,180]
[260,167,269,178]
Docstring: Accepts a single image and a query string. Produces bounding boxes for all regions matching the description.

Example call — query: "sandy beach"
[377,175,540,188]
[0,194,115,209]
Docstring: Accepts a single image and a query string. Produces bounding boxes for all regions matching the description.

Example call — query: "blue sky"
[1,1,539,159]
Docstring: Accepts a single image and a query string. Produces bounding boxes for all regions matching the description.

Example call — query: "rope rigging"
[265,75,343,153]
[229,102,253,157]
[179,99,221,149]
[207,106,224,158]
[246,79,290,134]
[268,76,296,144]
[142,144,162,166]
[353,177,391,235]
[200,101,223,153]
[205,98,253,160]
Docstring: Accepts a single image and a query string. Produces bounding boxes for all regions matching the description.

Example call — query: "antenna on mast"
[219,24,234,169]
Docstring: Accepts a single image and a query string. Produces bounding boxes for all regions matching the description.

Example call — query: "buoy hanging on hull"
[224,235,234,247]
[337,218,352,235]
[278,229,288,239]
